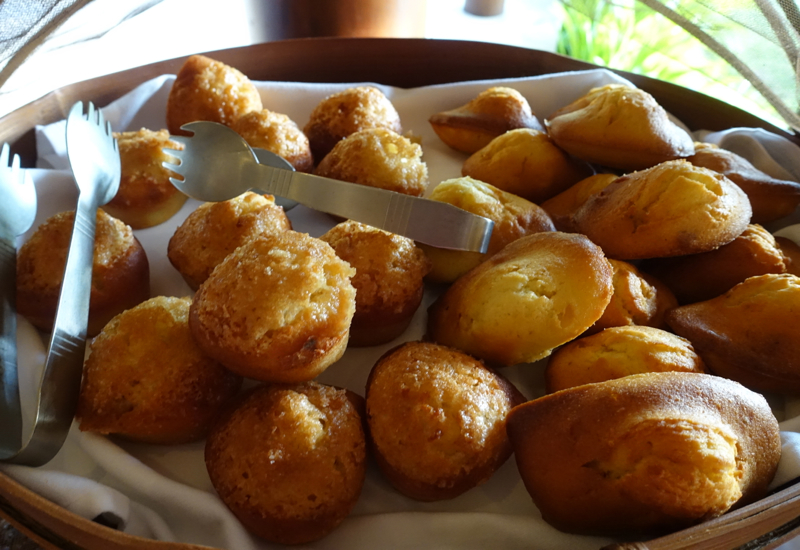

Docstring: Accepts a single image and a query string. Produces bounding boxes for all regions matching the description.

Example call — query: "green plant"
[556,0,786,128]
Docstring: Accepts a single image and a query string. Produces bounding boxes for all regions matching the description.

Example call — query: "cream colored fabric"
[5,70,800,549]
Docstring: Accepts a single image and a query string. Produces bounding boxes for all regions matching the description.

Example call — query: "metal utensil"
[0,144,37,464]
[0,102,120,466]
[163,122,493,253]
[252,147,298,211]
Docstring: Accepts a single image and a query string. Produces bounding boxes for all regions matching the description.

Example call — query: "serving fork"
[0,144,37,464]
[163,121,494,253]
[0,102,120,466]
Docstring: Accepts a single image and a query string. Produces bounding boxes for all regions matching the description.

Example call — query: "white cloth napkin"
[5,68,800,550]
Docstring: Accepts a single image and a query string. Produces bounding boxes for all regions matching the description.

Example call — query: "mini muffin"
[230,109,314,172]
[428,232,614,366]
[461,128,594,204]
[419,177,556,283]
[688,142,800,223]
[319,220,431,347]
[190,231,356,382]
[168,191,292,290]
[574,160,752,260]
[586,259,677,334]
[546,84,695,170]
[205,382,366,545]
[366,342,525,501]
[166,54,263,136]
[507,372,781,535]
[545,325,705,393]
[540,173,618,232]
[666,273,800,394]
[105,128,187,229]
[304,86,402,161]
[642,224,788,304]
[16,209,150,336]
[314,128,428,197]
[77,296,242,444]
[429,86,544,154]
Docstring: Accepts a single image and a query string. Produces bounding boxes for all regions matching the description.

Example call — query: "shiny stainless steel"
[252,147,298,211]
[0,102,120,466]
[163,121,493,252]
[0,144,37,464]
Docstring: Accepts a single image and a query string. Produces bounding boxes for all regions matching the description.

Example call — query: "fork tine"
[10,152,19,182]
[0,143,8,168]
[95,105,106,131]
[161,146,186,159]
[86,101,95,124]
[67,101,83,122]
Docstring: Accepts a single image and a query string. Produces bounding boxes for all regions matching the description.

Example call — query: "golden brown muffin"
[429,86,544,154]
[461,128,594,204]
[319,220,431,347]
[776,236,800,276]
[574,160,752,260]
[546,84,695,171]
[205,382,366,545]
[418,177,556,283]
[540,173,618,232]
[586,259,677,335]
[166,54,263,136]
[304,86,402,161]
[641,224,788,304]
[545,325,705,393]
[105,128,187,229]
[230,109,314,173]
[190,231,356,382]
[507,372,781,535]
[314,128,428,197]
[77,296,242,444]
[688,142,800,223]
[666,273,800,394]
[168,191,292,290]
[428,232,613,366]
[365,342,525,501]
[16,209,150,337]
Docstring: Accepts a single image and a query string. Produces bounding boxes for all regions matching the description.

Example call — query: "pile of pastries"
[18,54,800,545]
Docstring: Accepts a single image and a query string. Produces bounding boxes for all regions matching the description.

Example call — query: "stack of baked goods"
[19,54,800,548]
[423,79,799,537]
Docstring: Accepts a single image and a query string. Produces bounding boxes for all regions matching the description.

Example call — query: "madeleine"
[429,86,544,154]
[666,273,800,394]
[546,84,694,170]
[574,160,752,260]
[462,128,593,203]
[419,177,555,283]
[428,231,613,366]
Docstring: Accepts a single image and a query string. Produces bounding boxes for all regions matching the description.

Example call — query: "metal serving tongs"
[0,102,120,467]
[163,122,494,253]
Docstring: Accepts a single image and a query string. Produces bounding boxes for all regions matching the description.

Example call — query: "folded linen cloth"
[4,68,800,550]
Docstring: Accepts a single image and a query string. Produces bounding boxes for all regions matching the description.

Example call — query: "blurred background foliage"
[555,0,787,129]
